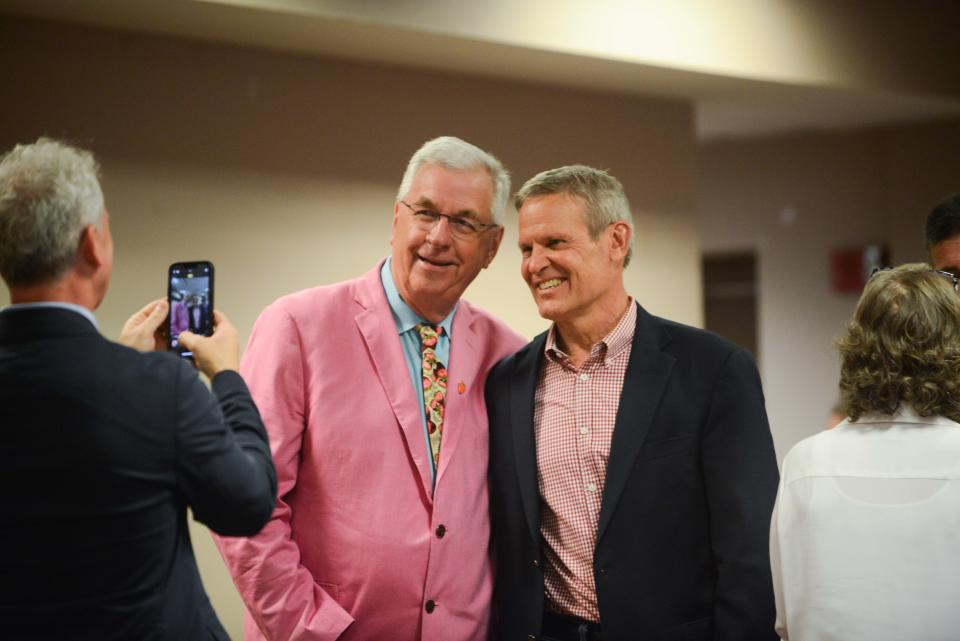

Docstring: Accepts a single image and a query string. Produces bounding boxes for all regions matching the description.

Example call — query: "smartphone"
[168,261,214,357]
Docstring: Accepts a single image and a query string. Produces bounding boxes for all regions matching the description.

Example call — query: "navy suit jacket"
[0,307,277,640]
[487,303,780,641]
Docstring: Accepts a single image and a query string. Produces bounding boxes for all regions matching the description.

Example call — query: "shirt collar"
[380,257,456,337]
[852,404,960,429]
[544,297,636,363]
[1,301,99,329]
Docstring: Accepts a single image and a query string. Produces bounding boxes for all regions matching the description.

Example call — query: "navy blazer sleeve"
[174,364,278,536]
[701,348,779,640]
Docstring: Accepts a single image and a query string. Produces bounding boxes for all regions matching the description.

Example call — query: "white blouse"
[771,406,960,641]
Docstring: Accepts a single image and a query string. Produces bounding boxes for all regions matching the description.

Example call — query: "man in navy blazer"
[486,165,779,641]
[0,138,277,640]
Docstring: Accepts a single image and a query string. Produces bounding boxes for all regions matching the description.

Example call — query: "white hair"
[396,136,510,225]
[0,137,104,286]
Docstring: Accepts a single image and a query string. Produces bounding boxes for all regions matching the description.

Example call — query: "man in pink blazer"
[216,136,525,641]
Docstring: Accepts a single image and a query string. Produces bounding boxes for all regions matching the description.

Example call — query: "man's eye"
[547,239,563,248]
[450,218,478,232]
[415,210,440,221]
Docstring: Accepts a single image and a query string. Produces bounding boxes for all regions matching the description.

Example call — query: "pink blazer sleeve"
[214,301,354,641]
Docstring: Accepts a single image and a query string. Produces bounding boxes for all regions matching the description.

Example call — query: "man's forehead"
[412,163,492,189]
[408,164,493,216]
[930,235,960,272]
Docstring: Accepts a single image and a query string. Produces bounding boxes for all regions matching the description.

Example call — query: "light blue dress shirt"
[0,301,99,329]
[380,257,455,485]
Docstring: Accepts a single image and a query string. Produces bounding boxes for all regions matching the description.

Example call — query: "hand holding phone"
[177,310,240,377]
[168,261,214,358]
[118,299,169,352]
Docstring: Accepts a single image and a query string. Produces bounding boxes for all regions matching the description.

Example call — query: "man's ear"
[77,224,105,270]
[483,226,505,269]
[608,221,632,264]
[390,200,403,246]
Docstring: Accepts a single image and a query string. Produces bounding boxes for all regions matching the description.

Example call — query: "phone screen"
[168,261,214,357]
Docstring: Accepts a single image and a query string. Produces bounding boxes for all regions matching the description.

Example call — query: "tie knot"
[416,323,442,345]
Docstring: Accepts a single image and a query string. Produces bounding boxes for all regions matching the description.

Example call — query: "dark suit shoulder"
[488,330,547,385]
[648,312,750,366]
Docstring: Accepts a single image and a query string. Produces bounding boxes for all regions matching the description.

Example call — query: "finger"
[211,310,234,333]
[178,330,198,350]
[142,299,169,331]
[134,298,165,320]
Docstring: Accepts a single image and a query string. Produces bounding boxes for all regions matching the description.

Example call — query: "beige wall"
[0,17,699,638]
[699,120,960,462]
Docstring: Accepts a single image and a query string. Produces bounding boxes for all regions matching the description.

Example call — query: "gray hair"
[514,164,635,266]
[0,138,104,287]
[396,136,510,225]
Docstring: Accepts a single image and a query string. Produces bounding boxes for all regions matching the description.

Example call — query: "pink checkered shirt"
[535,300,637,623]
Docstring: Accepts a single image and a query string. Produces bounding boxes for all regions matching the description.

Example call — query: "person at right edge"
[486,165,780,641]
[926,192,960,273]
[770,264,960,640]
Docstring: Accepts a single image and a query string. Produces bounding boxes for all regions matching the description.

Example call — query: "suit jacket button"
[527,636,537,640]
[436,524,446,538]
[425,599,436,613]
[532,558,540,568]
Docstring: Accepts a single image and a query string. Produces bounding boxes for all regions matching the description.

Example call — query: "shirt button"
[579,426,588,435]
[579,373,589,381]
[435,524,446,538]
[425,600,436,613]
[586,482,597,493]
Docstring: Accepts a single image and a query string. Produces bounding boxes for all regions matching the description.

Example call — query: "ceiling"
[2,0,958,139]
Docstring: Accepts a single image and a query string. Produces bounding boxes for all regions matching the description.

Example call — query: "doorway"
[702,252,758,358]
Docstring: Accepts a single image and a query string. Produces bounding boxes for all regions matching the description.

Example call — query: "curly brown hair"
[838,263,960,422]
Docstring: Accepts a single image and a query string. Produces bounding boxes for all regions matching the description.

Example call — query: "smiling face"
[390,163,503,322]
[518,192,630,332]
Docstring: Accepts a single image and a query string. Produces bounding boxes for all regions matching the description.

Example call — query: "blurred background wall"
[1,2,959,638]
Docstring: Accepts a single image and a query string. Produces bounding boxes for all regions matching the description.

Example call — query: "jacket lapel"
[433,303,478,486]
[510,334,547,546]
[353,265,435,501]
[596,304,674,544]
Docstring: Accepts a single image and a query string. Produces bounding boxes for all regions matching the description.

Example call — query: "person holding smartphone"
[0,138,278,641]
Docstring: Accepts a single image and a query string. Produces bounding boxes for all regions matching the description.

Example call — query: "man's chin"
[535,302,563,323]
[409,277,460,304]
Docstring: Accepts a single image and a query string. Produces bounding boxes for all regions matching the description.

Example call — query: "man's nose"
[425,216,454,246]
[525,245,549,274]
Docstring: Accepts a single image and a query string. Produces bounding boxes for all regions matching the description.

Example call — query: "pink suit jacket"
[216,262,525,641]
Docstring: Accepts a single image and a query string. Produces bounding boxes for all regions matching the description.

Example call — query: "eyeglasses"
[400,200,499,240]
[869,266,960,291]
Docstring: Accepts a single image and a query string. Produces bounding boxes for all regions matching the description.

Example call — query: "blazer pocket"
[638,435,693,462]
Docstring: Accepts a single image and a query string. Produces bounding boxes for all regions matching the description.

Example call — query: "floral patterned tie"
[417,324,447,467]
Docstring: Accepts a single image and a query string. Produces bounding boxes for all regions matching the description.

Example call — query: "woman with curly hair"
[770,263,960,641]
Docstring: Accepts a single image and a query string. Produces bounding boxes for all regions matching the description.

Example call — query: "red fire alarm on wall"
[830,245,888,293]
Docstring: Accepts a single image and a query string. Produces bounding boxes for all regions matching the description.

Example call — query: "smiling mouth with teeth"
[538,278,564,290]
